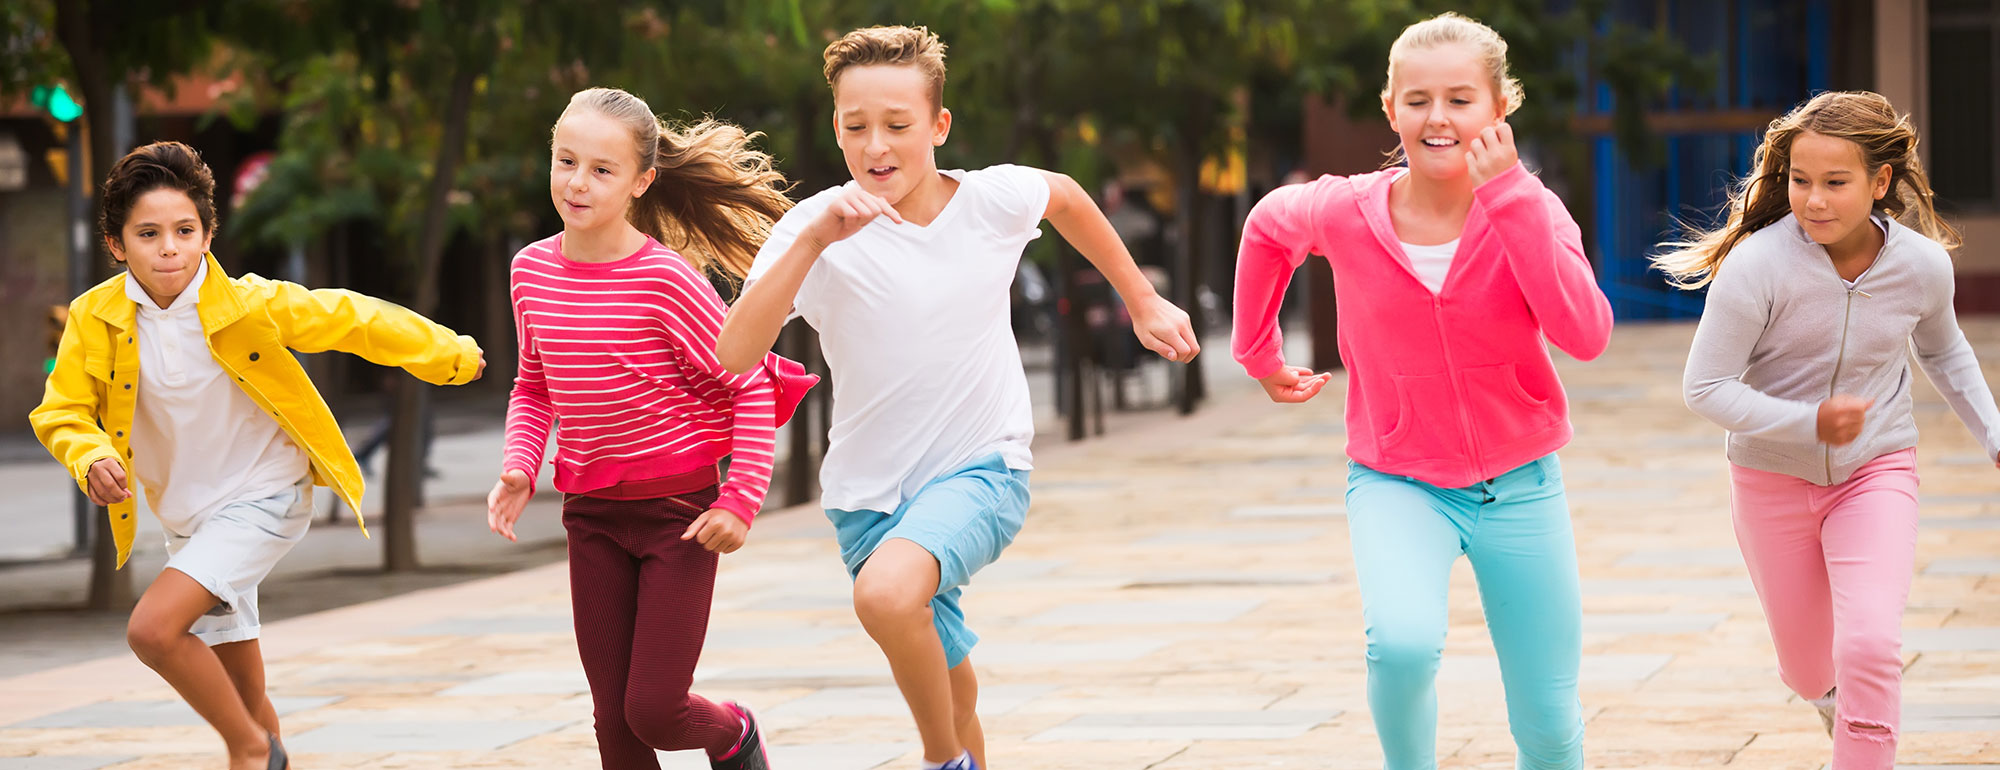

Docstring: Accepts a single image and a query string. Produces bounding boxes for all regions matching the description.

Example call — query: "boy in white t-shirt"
[717,25,1198,770]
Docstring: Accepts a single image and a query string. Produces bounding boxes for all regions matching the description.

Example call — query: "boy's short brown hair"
[822,25,948,111]
[99,141,218,244]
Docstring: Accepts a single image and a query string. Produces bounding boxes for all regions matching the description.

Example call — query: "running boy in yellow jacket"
[31,141,482,770]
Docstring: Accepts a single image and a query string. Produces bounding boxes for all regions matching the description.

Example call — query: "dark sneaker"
[712,702,769,770]
[938,751,978,770]
[267,733,289,770]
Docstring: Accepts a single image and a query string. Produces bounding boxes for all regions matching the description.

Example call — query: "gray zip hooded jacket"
[1683,213,2000,485]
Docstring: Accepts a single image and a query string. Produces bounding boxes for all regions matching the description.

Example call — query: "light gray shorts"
[161,476,314,646]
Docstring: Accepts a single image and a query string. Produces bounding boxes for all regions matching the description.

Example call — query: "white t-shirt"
[748,165,1049,513]
[127,259,311,536]
[1400,238,1459,294]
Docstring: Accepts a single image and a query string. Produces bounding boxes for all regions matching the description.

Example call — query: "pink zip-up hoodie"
[1233,163,1613,488]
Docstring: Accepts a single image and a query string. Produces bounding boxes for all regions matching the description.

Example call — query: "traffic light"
[46,305,68,375]
[30,85,81,123]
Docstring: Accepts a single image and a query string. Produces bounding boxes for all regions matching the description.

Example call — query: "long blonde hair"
[556,87,793,282]
[1653,90,1960,289]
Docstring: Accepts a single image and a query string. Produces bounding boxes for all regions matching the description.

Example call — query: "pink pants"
[1730,448,1920,770]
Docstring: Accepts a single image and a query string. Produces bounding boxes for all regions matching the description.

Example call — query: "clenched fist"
[1816,395,1873,445]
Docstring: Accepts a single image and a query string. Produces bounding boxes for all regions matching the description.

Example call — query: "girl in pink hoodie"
[1231,13,1612,770]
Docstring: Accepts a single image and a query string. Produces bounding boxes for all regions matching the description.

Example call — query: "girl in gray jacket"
[1656,90,1999,770]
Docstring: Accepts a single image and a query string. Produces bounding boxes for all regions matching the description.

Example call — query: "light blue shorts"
[826,453,1030,669]
[161,476,314,646]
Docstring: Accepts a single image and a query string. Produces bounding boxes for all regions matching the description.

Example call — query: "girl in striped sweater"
[485,87,815,770]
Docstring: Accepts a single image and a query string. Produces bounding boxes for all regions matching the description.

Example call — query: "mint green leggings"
[1344,454,1584,770]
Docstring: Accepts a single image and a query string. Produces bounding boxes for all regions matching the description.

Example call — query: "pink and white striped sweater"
[502,234,816,524]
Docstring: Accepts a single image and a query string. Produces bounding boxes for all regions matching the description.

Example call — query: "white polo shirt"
[127,260,310,535]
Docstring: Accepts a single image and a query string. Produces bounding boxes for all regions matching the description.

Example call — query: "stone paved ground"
[4,321,1999,769]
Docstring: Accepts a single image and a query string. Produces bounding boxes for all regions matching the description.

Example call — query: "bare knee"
[127,569,220,667]
[125,617,184,665]
[853,571,931,632]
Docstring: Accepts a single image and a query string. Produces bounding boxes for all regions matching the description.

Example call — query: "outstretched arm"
[261,278,484,385]
[1037,169,1198,363]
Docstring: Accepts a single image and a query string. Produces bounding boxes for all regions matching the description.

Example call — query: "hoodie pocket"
[1463,363,1559,445]
[1378,373,1450,460]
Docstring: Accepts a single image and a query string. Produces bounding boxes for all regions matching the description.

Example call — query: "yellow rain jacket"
[30,252,482,567]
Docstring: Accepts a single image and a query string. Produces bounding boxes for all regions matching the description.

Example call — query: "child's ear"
[104,236,125,263]
[932,107,952,147]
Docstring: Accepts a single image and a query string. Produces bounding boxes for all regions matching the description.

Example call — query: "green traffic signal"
[30,84,81,123]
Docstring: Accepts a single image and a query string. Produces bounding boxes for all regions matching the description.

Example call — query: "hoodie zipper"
[1430,294,1483,479]
[1824,282,1869,485]
[1821,217,1891,484]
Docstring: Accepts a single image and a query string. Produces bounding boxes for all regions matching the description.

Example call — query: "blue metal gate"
[1585,0,1834,320]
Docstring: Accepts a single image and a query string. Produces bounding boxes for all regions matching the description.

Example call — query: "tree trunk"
[1057,242,1087,441]
[791,91,835,191]
[482,234,516,390]
[776,92,829,505]
[1029,125,1090,441]
[1000,20,1039,164]
[780,322,820,506]
[303,238,340,400]
[1172,103,1214,416]
[382,61,480,572]
[1309,257,1342,371]
[57,0,134,612]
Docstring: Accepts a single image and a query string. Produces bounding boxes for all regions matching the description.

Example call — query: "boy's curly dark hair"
[98,141,219,244]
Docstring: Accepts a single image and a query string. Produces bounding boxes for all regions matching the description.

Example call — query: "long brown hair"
[1653,90,1960,289]
[556,87,792,282]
